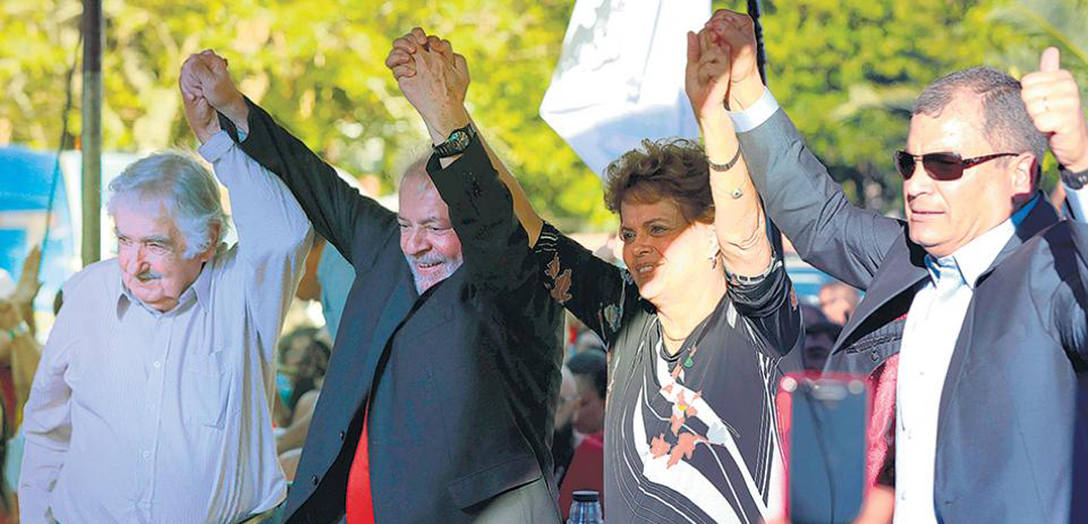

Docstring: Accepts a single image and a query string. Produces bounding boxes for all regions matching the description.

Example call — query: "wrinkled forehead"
[397,172,451,222]
[111,197,177,237]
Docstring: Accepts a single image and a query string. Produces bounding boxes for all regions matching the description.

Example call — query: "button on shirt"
[18,132,312,524]
[893,199,1034,523]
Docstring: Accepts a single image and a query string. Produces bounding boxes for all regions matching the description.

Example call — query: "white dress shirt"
[892,210,1022,523]
[19,131,312,524]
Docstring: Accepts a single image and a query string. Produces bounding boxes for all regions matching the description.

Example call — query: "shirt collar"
[115,253,216,318]
[1011,193,1039,227]
[923,194,1040,289]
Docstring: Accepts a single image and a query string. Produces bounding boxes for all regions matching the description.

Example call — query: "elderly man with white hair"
[17,74,313,522]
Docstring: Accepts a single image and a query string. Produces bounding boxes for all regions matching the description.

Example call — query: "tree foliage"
[2,0,1086,228]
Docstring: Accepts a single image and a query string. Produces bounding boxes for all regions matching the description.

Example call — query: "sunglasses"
[893,151,1020,180]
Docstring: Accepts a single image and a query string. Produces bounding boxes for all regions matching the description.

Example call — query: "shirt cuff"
[728,88,779,133]
[1064,181,1088,221]
[197,130,234,163]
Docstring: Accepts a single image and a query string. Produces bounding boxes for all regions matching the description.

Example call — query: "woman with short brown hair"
[499,19,804,523]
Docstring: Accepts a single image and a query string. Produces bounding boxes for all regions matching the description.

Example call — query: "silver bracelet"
[708,147,742,172]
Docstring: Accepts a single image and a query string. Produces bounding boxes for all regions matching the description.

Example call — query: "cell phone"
[777,373,868,524]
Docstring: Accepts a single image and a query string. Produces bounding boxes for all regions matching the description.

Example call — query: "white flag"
[540,0,710,179]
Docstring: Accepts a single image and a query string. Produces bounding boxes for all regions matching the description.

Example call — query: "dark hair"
[567,349,607,401]
[278,326,332,379]
[604,138,714,224]
[914,67,1047,184]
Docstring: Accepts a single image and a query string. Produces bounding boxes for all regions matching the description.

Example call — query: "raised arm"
[386,30,545,246]
[388,32,538,298]
[1022,47,1088,360]
[1021,47,1088,221]
[685,22,771,278]
[389,30,636,344]
[712,11,902,290]
[180,51,394,267]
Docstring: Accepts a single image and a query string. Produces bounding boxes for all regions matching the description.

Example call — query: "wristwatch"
[433,124,476,158]
[1061,165,1088,190]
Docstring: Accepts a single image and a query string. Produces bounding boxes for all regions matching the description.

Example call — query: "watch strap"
[433,124,476,158]
[1061,165,1088,190]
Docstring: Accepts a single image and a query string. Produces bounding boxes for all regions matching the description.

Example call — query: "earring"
[708,235,719,269]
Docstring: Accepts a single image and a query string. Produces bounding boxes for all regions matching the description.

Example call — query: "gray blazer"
[738,108,1088,523]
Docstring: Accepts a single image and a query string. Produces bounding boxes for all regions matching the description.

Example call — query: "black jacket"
[219,103,563,523]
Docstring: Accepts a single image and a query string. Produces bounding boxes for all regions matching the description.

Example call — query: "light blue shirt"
[317,243,355,340]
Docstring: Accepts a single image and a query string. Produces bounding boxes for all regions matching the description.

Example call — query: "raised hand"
[705,9,762,110]
[179,54,220,144]
[387,28,470,143]
[181,50,249,138]
[386,27,427,80]
[685,27,732,125]
[1021,47,1088,172]
[10,244,42,307]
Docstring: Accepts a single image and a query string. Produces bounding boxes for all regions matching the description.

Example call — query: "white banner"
[540,0,710,179]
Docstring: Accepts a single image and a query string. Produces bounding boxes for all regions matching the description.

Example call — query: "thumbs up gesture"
[1021,47,1088,172]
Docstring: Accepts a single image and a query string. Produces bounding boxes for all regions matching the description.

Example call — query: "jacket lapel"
[834,230,929,352]
[345,261,417,412]
[936,192,1059,427]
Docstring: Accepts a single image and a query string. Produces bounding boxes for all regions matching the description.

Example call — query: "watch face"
[453,130,469,149]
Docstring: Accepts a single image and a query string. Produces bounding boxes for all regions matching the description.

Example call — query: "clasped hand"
[385,27,471,142]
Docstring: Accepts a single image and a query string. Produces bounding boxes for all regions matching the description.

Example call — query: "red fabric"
[558,432,604,519]
[865,354,899,487]
[346,409,374,524]
[0,367,14,427]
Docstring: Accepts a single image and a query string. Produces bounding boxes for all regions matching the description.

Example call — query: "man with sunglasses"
[710,9,1088,524]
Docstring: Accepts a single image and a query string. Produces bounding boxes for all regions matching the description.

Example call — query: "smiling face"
[619,197,715,304]
[903,93,1034,258]
[398,169,464,294]
[113,200,212,312]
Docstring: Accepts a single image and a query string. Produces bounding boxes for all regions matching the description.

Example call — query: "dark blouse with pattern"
[534,222,802,523]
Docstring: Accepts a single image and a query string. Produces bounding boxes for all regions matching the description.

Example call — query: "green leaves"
[3,0,1086,227]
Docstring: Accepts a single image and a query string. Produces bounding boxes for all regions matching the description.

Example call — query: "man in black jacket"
[181,37,562,522]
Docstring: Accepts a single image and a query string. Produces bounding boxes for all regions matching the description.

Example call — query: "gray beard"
[406,256,464,294]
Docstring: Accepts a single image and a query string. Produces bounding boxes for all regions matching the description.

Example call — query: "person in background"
[818,281,860,326]
[274,326,331,480]
[18,63,312,522]
[798,303,840,371]
[296,235,356,342]
[556,349,607,519]
[0,246,44,522]
[552,366,578,485]
[315,238,354,341]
